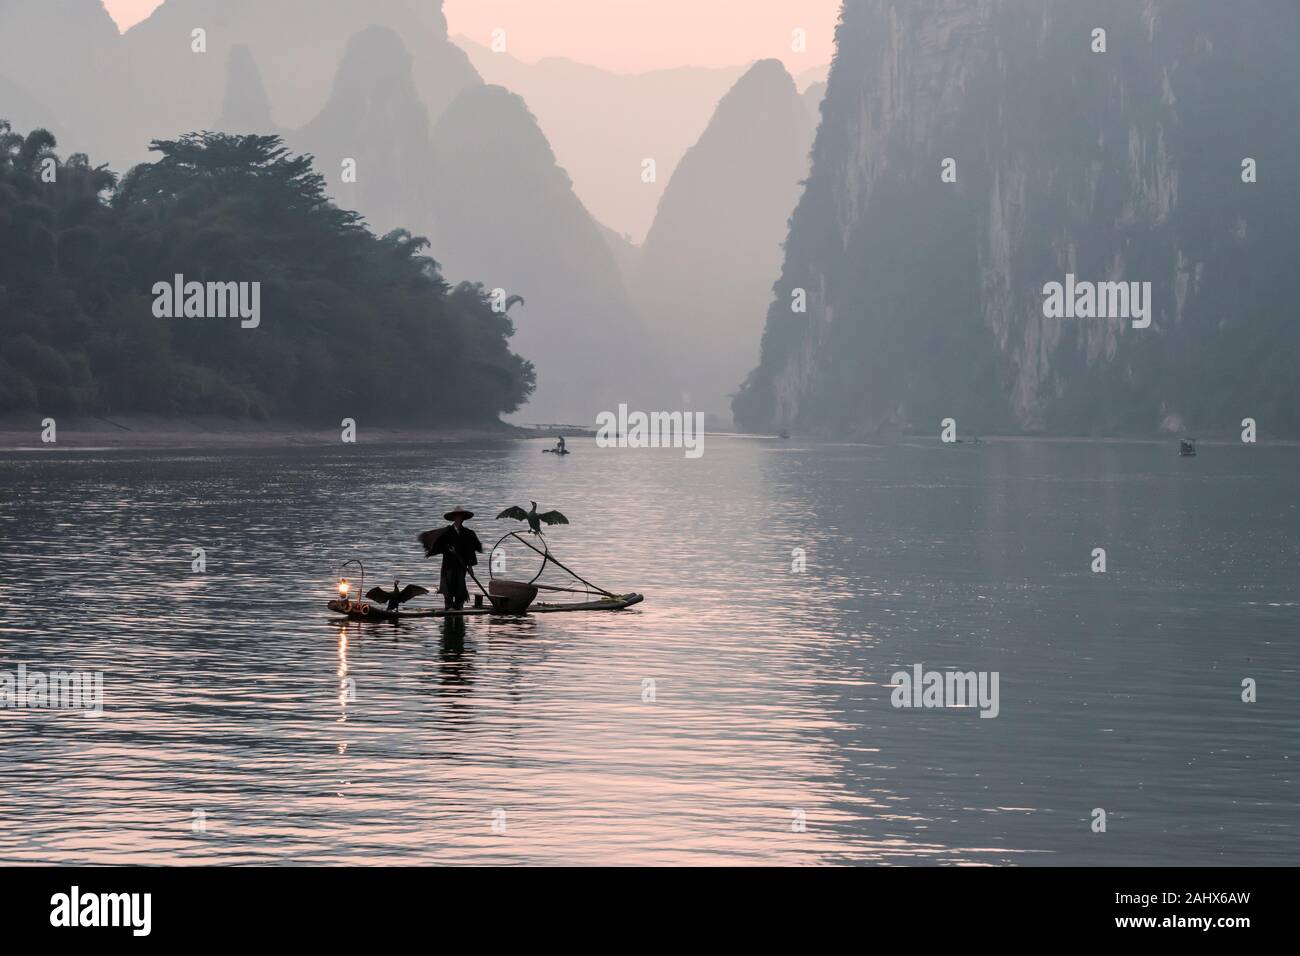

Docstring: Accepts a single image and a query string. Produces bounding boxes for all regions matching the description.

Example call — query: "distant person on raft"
[419,506,483,611]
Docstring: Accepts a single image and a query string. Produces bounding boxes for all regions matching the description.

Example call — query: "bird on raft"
[496,501,569,536]
[366,580,429,612]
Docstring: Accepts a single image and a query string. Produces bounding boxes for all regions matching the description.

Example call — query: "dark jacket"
[425,525,482,608]
[421,524,483,566]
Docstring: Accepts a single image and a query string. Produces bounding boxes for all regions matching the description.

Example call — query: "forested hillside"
[0,123,534,422]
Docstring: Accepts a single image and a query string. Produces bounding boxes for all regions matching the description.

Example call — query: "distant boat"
[778,430,790,439]
[1179,438,1197,457]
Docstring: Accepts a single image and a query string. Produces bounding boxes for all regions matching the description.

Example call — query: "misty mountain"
[0,1,480,174]
[802,81,828,121]
[216,45,277,134]
[457,37,748,243]
[596,221,642,290]
[113,0,479,168]
[292,26,435,238]
[0,0,121,156]
[0,71,63,145]
[794,64,830,90]
[632,59,814,423]
[735,0,1300,437]
[428,84,652,424]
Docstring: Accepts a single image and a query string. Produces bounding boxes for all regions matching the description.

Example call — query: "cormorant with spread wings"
[366,580,429,612]
[496,501,569,536]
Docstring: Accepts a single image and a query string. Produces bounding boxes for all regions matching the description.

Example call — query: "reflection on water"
[0,437,1295,864]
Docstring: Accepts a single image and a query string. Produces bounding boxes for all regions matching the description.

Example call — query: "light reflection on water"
[0,436,1295,864]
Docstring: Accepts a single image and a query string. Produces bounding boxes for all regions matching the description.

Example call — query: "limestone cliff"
[735,0,1300,436]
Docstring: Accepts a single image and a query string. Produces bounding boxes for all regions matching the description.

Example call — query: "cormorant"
[496,501,569,536]
[366,579,429,612]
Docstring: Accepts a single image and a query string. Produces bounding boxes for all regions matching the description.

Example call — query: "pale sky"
[101,0,841,73]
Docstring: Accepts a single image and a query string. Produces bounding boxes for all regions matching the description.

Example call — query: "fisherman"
[421,506,483,611]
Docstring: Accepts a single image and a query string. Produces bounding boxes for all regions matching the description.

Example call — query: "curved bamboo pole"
[493,530,615,598]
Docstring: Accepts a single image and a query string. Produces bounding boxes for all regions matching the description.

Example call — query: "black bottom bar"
[0,866,1282,942]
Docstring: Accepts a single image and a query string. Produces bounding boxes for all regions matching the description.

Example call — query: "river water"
[0,435,1295,864]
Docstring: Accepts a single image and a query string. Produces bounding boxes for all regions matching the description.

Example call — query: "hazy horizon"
[102,0,841,74]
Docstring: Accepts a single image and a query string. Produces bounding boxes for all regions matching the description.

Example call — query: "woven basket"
[488,579,539,614]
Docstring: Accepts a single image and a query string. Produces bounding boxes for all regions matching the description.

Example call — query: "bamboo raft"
[328,530,643,622]
[327,592,643,622]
